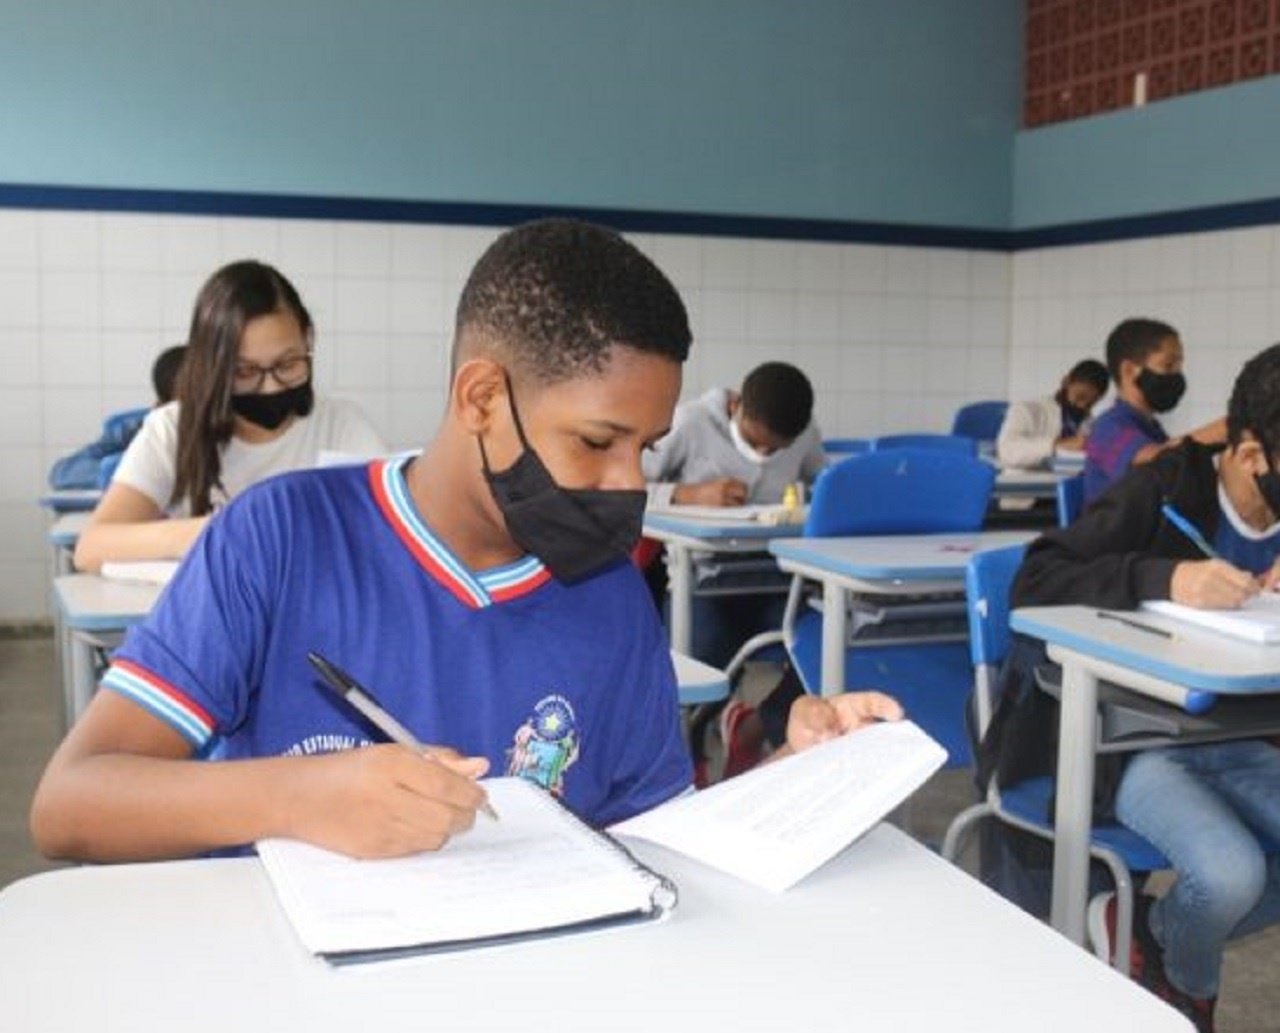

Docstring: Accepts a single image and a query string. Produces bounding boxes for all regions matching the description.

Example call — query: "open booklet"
[1142,594,1280,645]
[612,719,946,892]
[257,777,675,965]
[99,560,179,586]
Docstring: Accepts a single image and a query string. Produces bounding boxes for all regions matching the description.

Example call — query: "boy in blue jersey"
[1083,318,1225,503]
[1003,344,1280,1030]
[31,219,901,862]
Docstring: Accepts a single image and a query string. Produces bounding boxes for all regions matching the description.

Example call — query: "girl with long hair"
[74,260,385,572]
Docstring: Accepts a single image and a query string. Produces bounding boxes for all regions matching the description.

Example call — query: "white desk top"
[0,824,1190,1033]
[643,509,806,543]
[993,468,1069,496]
[47,511,91,547]
[1012,604,1280,695]
[53,573,162,631]
[669,650,729,705]
[770,531,1035,583]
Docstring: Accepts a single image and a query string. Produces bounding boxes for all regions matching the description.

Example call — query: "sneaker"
[719,700,763,779]
[1086,891,1149,979]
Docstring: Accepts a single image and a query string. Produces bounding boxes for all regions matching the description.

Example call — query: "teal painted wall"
[1013,76,1280,229]
[0,1,1021,229]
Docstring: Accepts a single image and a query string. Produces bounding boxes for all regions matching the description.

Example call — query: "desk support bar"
[1049,653,1099,946]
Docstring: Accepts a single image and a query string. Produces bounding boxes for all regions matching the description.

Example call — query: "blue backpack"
[48,407,148,490]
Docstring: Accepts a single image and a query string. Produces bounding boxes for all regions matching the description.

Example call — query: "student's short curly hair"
[741,362,814,440]
[453,219,691,383]
[1227,343,1280,453]
[1104,318,1178,382]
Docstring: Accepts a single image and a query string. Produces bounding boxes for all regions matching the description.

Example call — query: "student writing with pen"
[986,344,1280,1031]
[29,220,901,864]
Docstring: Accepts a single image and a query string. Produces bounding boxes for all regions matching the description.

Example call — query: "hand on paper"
[672,477,749,506]
[1259,558,1280,593]
[294,744,490,859]
[783,692,904,754]
[1170,559,1259,609]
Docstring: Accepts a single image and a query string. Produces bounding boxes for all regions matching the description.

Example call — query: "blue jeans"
[1114,739,1280,999]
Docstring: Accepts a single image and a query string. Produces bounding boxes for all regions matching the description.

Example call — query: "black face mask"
[1055,389,1087,435]
[230,381,314,431]
[1136,368,1186,414]
[480,380,647,585]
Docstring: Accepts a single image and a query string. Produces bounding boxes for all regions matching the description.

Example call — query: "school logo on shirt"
[506,694,580,796]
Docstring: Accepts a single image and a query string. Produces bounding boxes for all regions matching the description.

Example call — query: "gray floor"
[2,638,1278,1029]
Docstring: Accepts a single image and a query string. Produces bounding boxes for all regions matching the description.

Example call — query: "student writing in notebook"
[73,260,385,573]
[1083,318,1226,503]
[31,219,901,863]
[990,344,1280,1031]
[995,358,1108,470]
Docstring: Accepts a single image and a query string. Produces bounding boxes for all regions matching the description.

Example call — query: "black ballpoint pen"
[1095,610,1174,639]
[307,650,499,820]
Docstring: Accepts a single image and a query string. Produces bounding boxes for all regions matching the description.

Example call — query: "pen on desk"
[306,651,499,821]
[1160,503,1221,561]
[1095,610,1174,639]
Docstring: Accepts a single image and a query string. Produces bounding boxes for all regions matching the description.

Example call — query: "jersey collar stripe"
[102,660,214,747]
[384,460,490,603]
[488,566,553,602]
[477,554,547,591]
[367,461,488,609]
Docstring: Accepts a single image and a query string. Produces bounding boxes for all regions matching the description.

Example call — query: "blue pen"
[1161,503,1221,561]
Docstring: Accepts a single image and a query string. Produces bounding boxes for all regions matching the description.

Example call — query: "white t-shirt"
[112,397,387,516]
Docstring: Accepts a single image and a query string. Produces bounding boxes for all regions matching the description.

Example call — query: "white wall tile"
[221,218,281,263]
[702,238,751,289]
[391,224,447,280]
[279,220,337,277]
[331,333,389,390]
[0,328,40,385]
[388,334,449,391]
[162,271,204,334]
[40,271,99,328]
[0,445,45,501]
[748,240,797,290]
[746,291,793,342]
[794,243,843,292]
[0,559,50,621]
[926,249,969,297]
[389,279,447,336]
[969,251,1009,298]
[1228,289,1270,349]
[444,227,498,284]
[794,292,841,344]
[1230,227,1271,288]
[0,270,40,328]
[38,212,98,270]
[39,328,101,387]
[885,246,929,295]
[0,210,39,268]
[334,279,391,335]
[42,387,104,447]
[101,271,163,329]
[389,390,444,450]
[161,216,223,273]
[840,245,887,294]
[100,213,162,271]
[0,390,42,445]
[700,289,749,339]
[0,503,46,560]
[335,223,392,277]
[927,297,969,347]
[101,329,163,389]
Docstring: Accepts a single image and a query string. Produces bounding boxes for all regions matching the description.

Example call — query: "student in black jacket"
[998,343,1280,1032]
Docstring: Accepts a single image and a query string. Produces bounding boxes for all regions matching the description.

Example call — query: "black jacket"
[977,441,1223,820]
[1013,440,1222,610]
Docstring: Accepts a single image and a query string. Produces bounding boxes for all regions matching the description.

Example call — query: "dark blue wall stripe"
[4,181,1280,252]
[0,182,1013,250]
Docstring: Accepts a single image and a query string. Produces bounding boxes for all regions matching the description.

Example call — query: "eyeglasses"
[232,353,312,394]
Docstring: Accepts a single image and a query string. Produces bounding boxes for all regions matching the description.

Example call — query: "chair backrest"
[965,544,1028,669]
[873,433,979,457]
[951,401,1008,442]
[1056,473,1084,528]
[965,543,1028,737]
[821,437,872,456]
[805,448,996,537]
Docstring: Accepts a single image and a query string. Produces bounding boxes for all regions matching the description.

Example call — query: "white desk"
[769,532,1035,695]
[46,514,93,726]
[670,650,729,706]
[53,574,161,723]
[0,823,1191,1032]
[993,468,1068,499]
[1010,605,1280,948]
[642,510,804,654]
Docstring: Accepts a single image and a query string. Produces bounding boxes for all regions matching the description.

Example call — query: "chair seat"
[1000,777,1170,871]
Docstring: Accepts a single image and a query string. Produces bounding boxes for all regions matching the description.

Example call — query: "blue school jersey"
[1213,484,1280,575]
[102,456,692,831]
[1083,399,1168,502]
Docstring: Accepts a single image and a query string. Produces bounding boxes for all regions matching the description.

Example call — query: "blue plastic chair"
[96,451,124,488]
[1056,473,1084,528]
[873,433,979,457]
[728,449,996,765]
[941,544,1168,974]
[951,401,1009,443]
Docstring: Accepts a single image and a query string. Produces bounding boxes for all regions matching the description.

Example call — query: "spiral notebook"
[257,777,676,965]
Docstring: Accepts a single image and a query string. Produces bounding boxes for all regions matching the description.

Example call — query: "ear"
[1234,432,1269,474]
[452,358,508,434]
